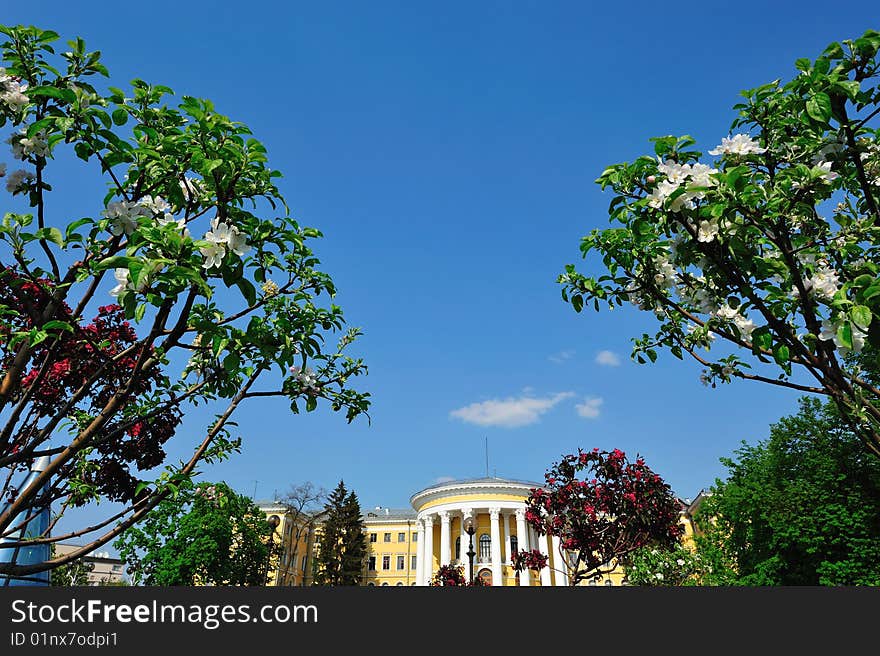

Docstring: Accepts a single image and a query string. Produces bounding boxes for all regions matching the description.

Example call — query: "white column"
[422,515,435,585]
[460,508,474,582]
[505,513,515,563]
[536,531,551,586]
[515,509,531,586]
[552,535,569,586]
[415,519,425,586]
[489,507,502,586]
[439,511,451,566]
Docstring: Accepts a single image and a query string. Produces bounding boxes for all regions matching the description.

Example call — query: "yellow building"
[261,501,322,586]
[260,476,701,587]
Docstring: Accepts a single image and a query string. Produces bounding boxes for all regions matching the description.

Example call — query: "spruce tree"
[314,480,367,585]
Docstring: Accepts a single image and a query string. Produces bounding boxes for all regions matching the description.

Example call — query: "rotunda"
[410,476,568,586]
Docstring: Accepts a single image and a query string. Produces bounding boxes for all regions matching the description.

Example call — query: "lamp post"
[463,516,476,585]
[265,514,280,586]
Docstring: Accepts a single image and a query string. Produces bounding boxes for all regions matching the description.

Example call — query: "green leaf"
[35,227,64,247]
[223,352,240,373]
[850,305,872,331]
[773,344,790,365]
[42,320,74,332]
[111,108,128,126]
[27,85,76,104]
[836,323,853,350]
[806,93,832,123]
[235,278,257,306]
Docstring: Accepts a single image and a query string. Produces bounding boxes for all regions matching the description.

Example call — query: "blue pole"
[0,456,51,586]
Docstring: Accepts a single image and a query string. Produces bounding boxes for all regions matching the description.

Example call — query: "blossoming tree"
[559,30,880,459]
[511,448,683,586]
[0,25,369,579]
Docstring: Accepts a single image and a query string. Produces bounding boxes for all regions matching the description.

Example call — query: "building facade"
[260,476,699,587]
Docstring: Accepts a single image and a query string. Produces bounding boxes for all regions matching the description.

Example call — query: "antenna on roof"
[485,437,489,478]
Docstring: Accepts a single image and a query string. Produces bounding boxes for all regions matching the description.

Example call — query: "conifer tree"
[313,480,366,585]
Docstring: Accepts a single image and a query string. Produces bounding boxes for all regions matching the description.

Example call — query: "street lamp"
[265,514,280,586]
[463,516,476,585]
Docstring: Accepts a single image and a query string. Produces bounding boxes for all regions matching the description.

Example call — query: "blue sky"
[3,2,878,526]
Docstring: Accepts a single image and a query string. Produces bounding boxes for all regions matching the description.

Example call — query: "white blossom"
[200,241,226,270]
[814,160,839,183]
[820,318,867,354]
[647,179,679,209]
[657,159,690,184]
[102,200,148,236]
[202,217,250,265]
[708,133,766,156]
[108,268,133,297]
[289,365,318,389]
[5,168,33,194]
[687,162,718,189]
[697,218,720,243]
[140,195,171,214]
[652,256,677,288]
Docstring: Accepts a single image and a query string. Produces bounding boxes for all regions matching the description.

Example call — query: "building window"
[369,533,377,543]
[412,532,418,542]
[301,555,307,572]
[455,536,460,560]
[368,582,375,586]
[411,555,417,570]
[397,555,405,570]
[398,532,406,542]
[396,582,404,586]
[510,536,518,556]
[368,556,376,571]
[604,579,613,586]
[382,556,390,570]
[381,582,389,586]
[384,533,391,543]
[479,534,491,560]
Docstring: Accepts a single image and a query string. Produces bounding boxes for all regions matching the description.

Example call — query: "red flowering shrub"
[512,448,683,585]
[429,563,487,586]
[1,269,179,504]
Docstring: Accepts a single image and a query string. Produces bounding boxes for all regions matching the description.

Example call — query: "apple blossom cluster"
[289,365,318,390]
[707,133,766,156]
[200,217,250,270]
[0,68,28,114]
[647,158,718,212]
[195,484,225,507]
[820,316,868,354]
[791,255,841,301]
[858,137,880,187]
[4,167,32,194]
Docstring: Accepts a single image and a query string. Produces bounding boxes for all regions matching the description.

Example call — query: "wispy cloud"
[450,392,575,428]
[595,350,621,367]
[575,396,603,419]
[548,349,575,364]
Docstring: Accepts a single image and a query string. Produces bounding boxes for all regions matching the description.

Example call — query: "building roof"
[414,476,543,493]
[364,508,417,521]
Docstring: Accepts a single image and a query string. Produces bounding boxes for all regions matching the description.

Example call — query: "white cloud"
[595,350,621,367]
[450,392,575,428]
[575,396,603,419]
[549,349,575,364]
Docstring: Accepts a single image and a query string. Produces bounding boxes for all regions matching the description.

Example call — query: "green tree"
[623,543,715,587]
[695,397,880,585]
[313,480,366,586]
[559,29,880,460]
[113,481,275,586]
[0,24,369,580]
